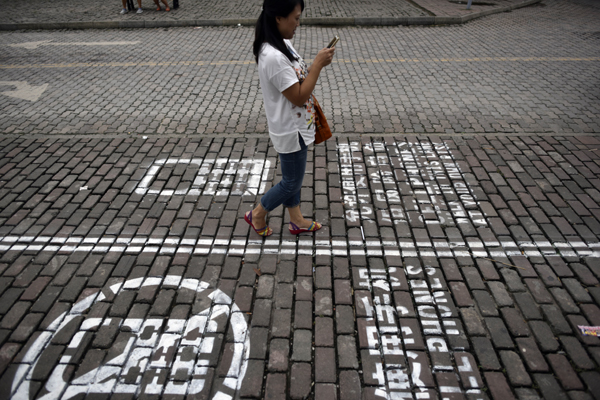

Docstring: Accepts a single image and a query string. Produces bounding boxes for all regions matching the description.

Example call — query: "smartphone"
[327,35,340,48]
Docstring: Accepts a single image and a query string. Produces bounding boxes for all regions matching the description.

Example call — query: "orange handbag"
[312,95,332,144]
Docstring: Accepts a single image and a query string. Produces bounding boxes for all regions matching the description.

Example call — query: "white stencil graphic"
[9,276,250,400]
[134,157,272,197]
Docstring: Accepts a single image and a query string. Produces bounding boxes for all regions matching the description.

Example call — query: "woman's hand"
[312,47,335,70]
[282,47,336,107]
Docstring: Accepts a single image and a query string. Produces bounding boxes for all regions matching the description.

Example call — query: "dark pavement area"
[0,1,599,135]
[0,0,540,29]
[1,0,600,399]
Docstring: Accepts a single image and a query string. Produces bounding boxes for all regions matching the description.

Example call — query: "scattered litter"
[143,136,147,139]
[253,268,262,276]
[578,325,600,336]
[79,186,88,191]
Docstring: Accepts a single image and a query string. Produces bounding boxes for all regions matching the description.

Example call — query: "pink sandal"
[245,211,272,237]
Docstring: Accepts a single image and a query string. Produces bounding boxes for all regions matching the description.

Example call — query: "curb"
[0,0,540,31]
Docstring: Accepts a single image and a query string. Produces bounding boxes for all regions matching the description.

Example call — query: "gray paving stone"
[291,330,312,362]
[315,383,337,400]
[251,299,272,327]
[315,347,336,383]
[460,307,487,336]
[264,373,286,400]
[271,309,292,339]
[547,354,584,391]
[558,336,595,370]
[562,279,593,303]
[514,388,542,400]
[550,287,581,314]
[487,281,514,307]
[540,304,573,335]
[337,335,359,369]
[473,290,500,317]
[516,337,549,372]
[335,305,355,335]
[472,337,501,371]
[268,338,289,372]
[484,371,516,400]
[579,372,600,400]
[533,374,569,400]
[339,370,361,400]
[290,363,312,400]
[500,350,532,387]
[486,317,515,349]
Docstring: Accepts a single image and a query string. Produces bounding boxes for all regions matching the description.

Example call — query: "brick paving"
[1,1,599,136]
[1,0,600,399]
[0,0,428,26]
[0,0,538,26]
[0,132,598,399]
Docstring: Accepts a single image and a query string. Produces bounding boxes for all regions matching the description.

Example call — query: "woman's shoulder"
[260,43,293,66]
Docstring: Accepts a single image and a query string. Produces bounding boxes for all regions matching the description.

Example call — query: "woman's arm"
[282,47,335,107]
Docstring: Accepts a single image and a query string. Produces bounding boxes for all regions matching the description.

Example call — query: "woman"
[245,0,335,237]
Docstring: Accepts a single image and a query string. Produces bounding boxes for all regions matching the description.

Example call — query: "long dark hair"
[253,0,305,64]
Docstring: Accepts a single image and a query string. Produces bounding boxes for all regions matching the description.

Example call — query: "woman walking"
[245,0,335,237]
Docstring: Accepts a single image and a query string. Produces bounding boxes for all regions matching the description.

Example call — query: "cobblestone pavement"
[0,0,537,27]
[0,132,599,400]
[0,0,599,136]
[1,1,600,400]
[0,0,429,26]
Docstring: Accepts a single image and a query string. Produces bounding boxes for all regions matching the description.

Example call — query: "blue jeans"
[261,135,307,211]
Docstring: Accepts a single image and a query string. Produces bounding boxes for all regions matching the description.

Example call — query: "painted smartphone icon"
[327,35,340,48]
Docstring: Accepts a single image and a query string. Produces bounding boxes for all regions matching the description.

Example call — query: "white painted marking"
[10,276,249,400]
[134,157,271,198]
[1,235,597,259]
[0,80,48,102]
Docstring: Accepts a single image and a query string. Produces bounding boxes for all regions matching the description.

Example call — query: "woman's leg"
[279,136,318,229]
[250,135,307,233]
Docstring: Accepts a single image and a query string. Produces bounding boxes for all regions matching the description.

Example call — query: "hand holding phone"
[327,35,340,48]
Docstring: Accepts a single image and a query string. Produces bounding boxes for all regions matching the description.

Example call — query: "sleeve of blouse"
[265,52,299,93]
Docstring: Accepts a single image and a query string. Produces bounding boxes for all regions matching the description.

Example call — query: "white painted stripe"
[0,236,597,259]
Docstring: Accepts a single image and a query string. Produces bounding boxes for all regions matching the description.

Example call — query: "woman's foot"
[289,220,321,235]
[156,6,162,10]
[165,6,170,11]
[245,211,272,237]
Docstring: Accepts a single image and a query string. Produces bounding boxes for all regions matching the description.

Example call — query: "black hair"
[253,0,305,64]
